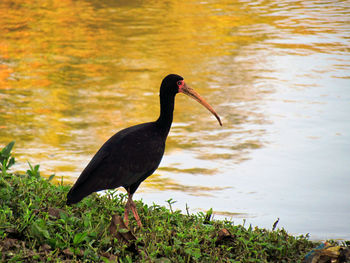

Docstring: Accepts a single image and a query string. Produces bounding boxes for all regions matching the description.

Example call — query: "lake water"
[1,0,349,240]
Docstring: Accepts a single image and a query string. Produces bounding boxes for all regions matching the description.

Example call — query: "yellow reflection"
[1,0,348,190]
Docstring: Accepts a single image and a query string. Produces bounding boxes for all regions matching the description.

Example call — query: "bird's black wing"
[66,141,112,204]
[67,122,165,204]
[69,146,110,190]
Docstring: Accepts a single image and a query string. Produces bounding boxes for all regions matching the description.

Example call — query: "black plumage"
[67,74,221,227]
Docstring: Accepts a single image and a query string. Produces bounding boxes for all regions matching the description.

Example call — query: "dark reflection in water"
[1,0,349,239]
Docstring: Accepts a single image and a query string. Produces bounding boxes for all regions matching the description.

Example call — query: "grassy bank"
[0,142,319,262]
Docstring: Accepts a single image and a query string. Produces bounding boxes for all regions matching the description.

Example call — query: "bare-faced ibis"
[66,74,222,227]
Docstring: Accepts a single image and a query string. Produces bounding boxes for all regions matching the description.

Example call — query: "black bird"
[66,74,222,227]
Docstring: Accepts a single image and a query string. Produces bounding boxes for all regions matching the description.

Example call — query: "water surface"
[1,0,349,240]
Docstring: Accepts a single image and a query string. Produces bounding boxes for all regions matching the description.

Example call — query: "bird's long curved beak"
[179,83,222,126]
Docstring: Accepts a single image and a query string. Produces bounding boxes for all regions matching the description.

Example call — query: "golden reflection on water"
[0,0,274,177]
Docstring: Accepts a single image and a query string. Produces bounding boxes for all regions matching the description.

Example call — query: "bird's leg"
[124,191,143,227]
[124,192,131,227]
[129,198,142,227]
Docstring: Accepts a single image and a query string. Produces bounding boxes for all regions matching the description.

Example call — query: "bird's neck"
[155,93,175,136]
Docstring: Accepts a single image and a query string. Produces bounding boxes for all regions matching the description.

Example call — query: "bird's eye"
[177,81,183,86]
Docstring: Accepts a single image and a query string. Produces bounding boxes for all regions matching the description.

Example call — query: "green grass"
[0,142,321,262]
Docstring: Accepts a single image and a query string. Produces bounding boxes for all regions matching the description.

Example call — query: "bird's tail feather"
[66,176,119,205]
[66,180,99,205]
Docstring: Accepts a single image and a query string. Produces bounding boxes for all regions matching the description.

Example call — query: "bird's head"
[160,74,222,126]
[160,74,184,96]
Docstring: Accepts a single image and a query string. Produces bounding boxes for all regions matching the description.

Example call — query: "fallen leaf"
[101,252,117,262]
[48,207,65,218]
[214,228,235,246]
[40,244,51,252]
[1,238,20,250]
[109,214,136,243]
[62,248,73,257]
